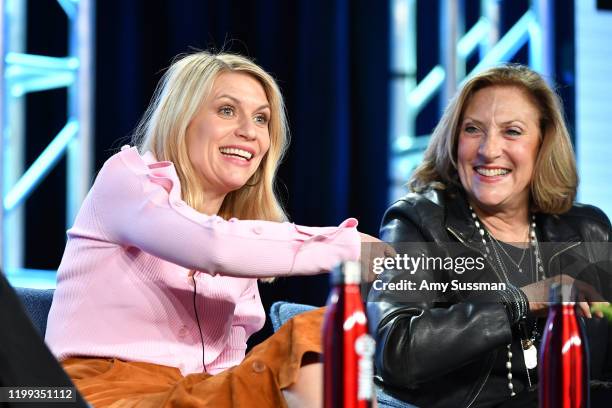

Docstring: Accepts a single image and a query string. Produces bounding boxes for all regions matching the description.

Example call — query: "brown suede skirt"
[62,308,324,408]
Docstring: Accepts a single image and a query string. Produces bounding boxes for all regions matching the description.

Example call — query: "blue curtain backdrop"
[22,0,575,346]
[94,0,390,235]
[25,0,390,345]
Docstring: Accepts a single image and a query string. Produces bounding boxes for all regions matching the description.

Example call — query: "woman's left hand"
[521,274,609,318]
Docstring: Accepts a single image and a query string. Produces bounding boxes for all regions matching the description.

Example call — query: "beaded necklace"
[469,206,545,396]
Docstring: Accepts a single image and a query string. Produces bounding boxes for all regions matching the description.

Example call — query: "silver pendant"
[522,343,537,370]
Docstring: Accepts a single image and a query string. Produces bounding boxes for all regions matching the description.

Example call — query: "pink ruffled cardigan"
[45,146,360,375]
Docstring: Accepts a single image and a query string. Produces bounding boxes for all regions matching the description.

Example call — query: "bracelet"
[507,284,528,322]
[496,285,528,324]
[507,285,523,321]
[496,289,519,324]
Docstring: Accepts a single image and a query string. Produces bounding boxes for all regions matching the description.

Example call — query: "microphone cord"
[192,274,207,373]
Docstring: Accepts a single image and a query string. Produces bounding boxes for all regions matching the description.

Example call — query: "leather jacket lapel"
[443,188,480,244]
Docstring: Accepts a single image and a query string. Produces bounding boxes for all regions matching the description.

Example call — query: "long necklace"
[469,206,544,396]
[488,229,529,273]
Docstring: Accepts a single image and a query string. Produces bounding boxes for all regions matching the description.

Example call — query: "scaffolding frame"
[389,0,554,201]
[0,0,94,287]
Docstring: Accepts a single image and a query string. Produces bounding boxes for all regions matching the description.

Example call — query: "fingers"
[528,301,607,319]
[594,308,604,319]
[577,301,592,318]
[572,280,608,320]
[573,280,607,302]
[383,244,397,258]
[359,239,396,283]
[591,302,611,319]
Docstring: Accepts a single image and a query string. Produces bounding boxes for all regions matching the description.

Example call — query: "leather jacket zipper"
[446,226,499,407]
[464,352,496,408]
[547,241,580,275]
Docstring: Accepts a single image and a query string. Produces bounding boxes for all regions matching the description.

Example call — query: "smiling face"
[457,85,542,214]
[186,71,271,198]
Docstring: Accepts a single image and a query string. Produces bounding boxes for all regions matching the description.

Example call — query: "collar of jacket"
[442,187,581,258]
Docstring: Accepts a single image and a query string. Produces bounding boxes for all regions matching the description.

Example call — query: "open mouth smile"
[474,166,511,177]
[219,147,254,162]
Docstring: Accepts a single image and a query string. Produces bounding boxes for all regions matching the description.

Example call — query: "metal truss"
[389,0,554,201]
[0,0,94,287]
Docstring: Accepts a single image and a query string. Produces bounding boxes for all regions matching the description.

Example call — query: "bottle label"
[355,334,376,401]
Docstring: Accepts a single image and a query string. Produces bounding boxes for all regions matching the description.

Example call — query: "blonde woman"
[46,51,375,407]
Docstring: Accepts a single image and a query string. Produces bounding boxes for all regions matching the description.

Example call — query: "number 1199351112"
[0,387,75,403]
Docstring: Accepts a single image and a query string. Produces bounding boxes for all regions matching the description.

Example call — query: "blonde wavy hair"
[132,51,289,222]
[409,64,578,214]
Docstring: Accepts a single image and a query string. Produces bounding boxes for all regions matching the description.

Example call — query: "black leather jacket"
[368,188,612,408]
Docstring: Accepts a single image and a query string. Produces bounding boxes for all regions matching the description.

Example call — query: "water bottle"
[322,261,375,408]
[539,283,590,407]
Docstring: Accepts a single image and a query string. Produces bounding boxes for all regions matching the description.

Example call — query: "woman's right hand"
[358,232,396,282]
[520,274,608,318]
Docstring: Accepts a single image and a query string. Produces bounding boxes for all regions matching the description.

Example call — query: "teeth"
[475,167,510,177]
[219,147,253,161]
